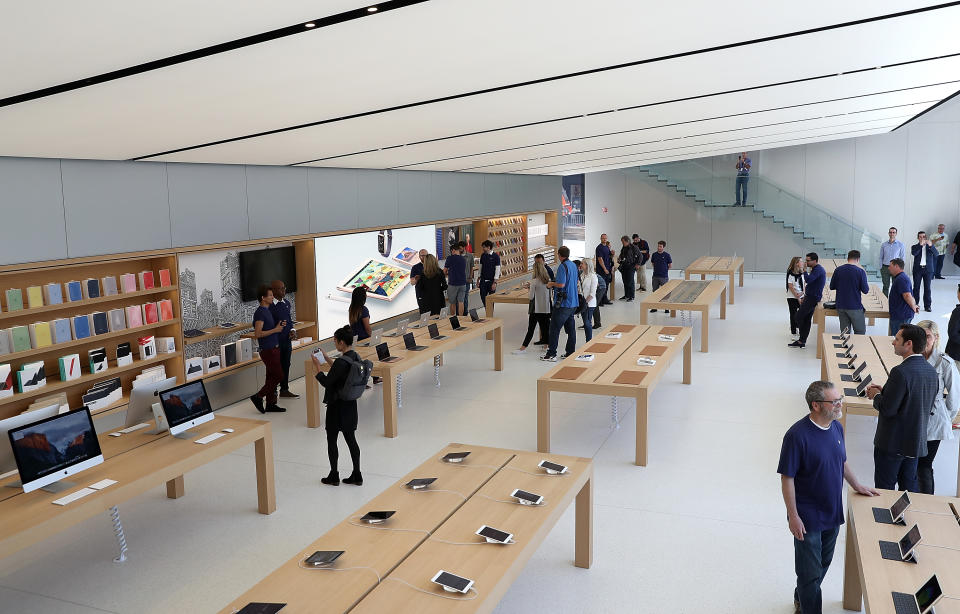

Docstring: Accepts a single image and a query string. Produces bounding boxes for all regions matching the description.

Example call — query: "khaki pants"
[637,262,648,291]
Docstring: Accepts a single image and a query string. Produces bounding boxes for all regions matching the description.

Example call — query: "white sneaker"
[511,348,527,355]
[539,354,558,362]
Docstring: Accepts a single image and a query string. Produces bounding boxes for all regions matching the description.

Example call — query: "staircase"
[638,160,883,278]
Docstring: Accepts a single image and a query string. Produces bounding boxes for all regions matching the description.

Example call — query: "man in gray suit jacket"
[866,323,939,491]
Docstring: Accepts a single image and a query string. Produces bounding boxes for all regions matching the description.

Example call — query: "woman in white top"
[512,260,552,354]
[915,320,960,494]
[579,258,599,343]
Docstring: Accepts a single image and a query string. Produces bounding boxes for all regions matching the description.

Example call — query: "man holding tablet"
[778,381,878,614]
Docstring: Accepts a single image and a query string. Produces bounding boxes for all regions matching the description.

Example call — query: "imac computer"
[157,379,214,438]
[0,403,62,485]
[125,376,178,433]
[7,407,103,493]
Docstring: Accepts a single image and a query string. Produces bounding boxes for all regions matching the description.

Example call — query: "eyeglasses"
[818,398,843,407]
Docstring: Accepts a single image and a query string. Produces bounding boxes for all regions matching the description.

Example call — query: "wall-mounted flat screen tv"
[239,246,297,302]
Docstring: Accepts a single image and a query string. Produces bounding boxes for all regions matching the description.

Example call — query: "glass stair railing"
[639,161,883,277]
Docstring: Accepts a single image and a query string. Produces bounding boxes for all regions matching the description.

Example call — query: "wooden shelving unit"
[475,215,528,281]
[0,254,183,421]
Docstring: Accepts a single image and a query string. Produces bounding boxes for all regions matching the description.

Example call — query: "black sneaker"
[250,395,265,414]
[618,296,629,301]
[592,324,601,329]
[649,309,657,312]
[533,340,548,346]
[560,352,573,359]
[924,307,932,312]
[626,298,634,302]
[265,404,287,413]
[343,471,363,486]
[787,341,805,348]
[321,472,340,486]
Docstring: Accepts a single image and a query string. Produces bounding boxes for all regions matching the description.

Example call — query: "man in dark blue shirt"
[828,250,869,335]
[444,244,468,316]
[534,253,554,281]
[789,253,825,349]
[778,381,877,614]
[409,249,428,314]
[887,258,919,335]
[251,284,287,413]
[270,279,298,399]
[911,230,937,312]
[648,241,672,312]
[478,240,501,308]
[595,234,613,305]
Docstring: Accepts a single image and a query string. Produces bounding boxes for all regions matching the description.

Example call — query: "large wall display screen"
[314,226,436,337]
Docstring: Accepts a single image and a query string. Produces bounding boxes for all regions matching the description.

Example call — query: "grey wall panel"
[308,167,358,233]
[167,162,249,248]
[0,157,68,265]
[431,172,482,219]
[61,159,171,258]
[247,165,309,239]
[626,174,668,246]
[482,174,507,217]
[804,139,855,222]
[852,132,908,240]
[505,175,541,216]
[357,169,398,229]
[538,174,561,213]
[397,170,431,224]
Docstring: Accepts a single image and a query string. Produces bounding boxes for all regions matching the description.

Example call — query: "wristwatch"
[378,229,392,258]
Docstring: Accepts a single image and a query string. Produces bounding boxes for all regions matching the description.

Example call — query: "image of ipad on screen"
[336,259,410,302]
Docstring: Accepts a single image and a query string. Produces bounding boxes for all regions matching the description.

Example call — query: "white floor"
[2,273,958,614]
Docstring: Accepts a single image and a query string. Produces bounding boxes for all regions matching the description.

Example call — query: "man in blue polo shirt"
[789,253,825,349]
[444,244,468,316]
[541,246,579,362]
[595,233,613,305]
[828,250,869,335]
[778,381,878,614]
[478,240,501,308]
[270,279,298,399]
[887,258,920,334]
[648,241,672,312]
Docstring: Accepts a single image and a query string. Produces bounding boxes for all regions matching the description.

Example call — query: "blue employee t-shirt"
[595,243,612,272]
[351,305,370,341]
[445,254,467,286]
[829,264,869,310]
[803,264,826,302]
[650,251,672,278]
[777,417,847,531]
[479,252,501,280]
[410,262,424,297]
[253,305,279,351]
[889,272,916,320]
[269,298,293,339]
[553,260,579,308]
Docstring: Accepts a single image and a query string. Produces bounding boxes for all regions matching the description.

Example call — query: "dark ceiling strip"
[0,0,430,110]
[891,85,960,130]
[133,1,960,161]
[507,125,896,174]
[296,53,960,167]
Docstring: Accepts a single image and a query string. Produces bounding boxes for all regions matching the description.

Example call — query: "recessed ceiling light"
[305,22,316,28]
[367,6,378,12]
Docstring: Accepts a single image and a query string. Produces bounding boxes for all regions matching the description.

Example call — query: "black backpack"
[339,352,373,401]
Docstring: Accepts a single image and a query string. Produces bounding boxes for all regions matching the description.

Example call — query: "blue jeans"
[478,279,495,307]
[874,447,919,491]
[888,316,912,336]
[620,267,636,299]
[547,306,577,358]
[582,306,594,342]
[735,175,749,205]
[935,254,945,278]
[794,526,840,614]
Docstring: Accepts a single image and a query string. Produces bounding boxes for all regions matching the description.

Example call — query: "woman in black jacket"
[418,253,448,315]
[946,285,960,361]
[311,325,362,487]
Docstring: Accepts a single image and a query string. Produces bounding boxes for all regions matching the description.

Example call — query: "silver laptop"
[362,328,384,347]
[410,312,430,328]
[386,318,409,337]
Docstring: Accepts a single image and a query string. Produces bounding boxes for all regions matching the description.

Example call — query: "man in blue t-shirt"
[478,240,501,308]
[789,253,826,349]
[250,284,288,414]
[778,381,878,614]
[409,249,429,314]
[541,246,579,362]
[887,258,919,335]
[734,151,751,206]
[648,241,672,312]
[270,279,298,399]
[444,244,468,316]
[828,250,870,334]
[595,234,613,305]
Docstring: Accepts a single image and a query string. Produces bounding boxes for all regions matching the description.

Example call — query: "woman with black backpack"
[311,325,364,487]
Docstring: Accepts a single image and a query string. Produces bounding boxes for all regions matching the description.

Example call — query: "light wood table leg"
[537,383,551,453]
[842,511,862,611]
[575,470,593,569]
[254,430,277,515]
[305,359,321,429]
[684,270,690,280]
[701,307,709,353]
[739,263,744,287]
[821,356,827,381]
[728,272,735,304]
[683,337,692,384]
[635,389,648,466]
[485,301,495,340]
[868,316,876,327]
[701,274,706,280]
[383,372,399,438]
[166,475,184,499]
[669,310,676,317]
[639,307,649,325]
[720,289,727,319]
[816,308,825,359]
[493,325,503,371]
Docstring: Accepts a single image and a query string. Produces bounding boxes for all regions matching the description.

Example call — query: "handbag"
[528,298,535,315]
[575,293,587,315]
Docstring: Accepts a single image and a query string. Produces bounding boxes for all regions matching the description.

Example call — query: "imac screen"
[8,408,101,485]
[159,380,213,428]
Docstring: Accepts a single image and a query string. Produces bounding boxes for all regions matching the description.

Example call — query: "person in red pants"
[250,284,287,413]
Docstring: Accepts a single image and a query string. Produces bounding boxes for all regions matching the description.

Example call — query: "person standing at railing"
[911,230,937,313]
[879,227,905,297]
[930,223,948,279]
[734,151,751,206]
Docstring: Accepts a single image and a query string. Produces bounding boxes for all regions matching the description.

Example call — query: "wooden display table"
[305,317,503,437]
[814,284,888,359]
[822,258,865,278]
[639,280,726,352]
[0,415,275,560]
[537,323,692,466]
[219,443,593,614]
[843,489,960,612]
[483,285,529,340]
[684,256,744,304]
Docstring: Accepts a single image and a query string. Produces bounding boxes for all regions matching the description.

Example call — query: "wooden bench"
[537,323,692,466]
[639,279,726,352]
[305,317,503,437]
[684,256,744,304]
[218,443,593,613]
